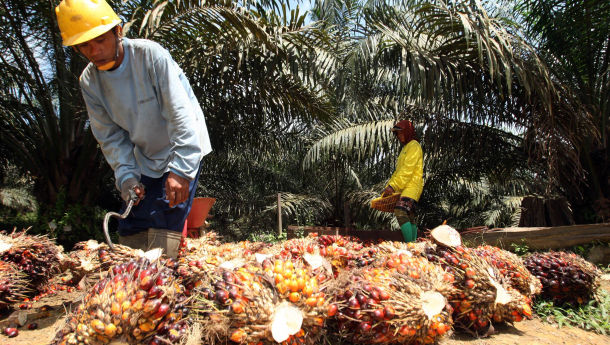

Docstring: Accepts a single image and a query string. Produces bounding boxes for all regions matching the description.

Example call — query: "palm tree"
[0,0,106,206]
[516,0,610,223]
[299,0,594,230]
[0,0,115,245]
[1,0,340,242]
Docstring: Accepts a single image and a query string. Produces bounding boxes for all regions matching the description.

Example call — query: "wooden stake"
[277,193,282,237]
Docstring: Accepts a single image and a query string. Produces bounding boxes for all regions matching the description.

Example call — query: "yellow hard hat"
[55,0,121,46]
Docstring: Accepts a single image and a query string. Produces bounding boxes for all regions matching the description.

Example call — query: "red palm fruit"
[154,304,171,319]
[139,275,154,291]
[230,328,247,343]
[398,325,410,336]
[148,285,162,299]
[327,304,338,317]
[383,306,395,320]
[373,308,385,320]
[4,327,18,337]
[231,301,245,314]
[436,323,450,335]
[348,296,360,309]
[305,297,318,307]
[143,298,161,315]
[359,322,372,332]
[378,289,390,301]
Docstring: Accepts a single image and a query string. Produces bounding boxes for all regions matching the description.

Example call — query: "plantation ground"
[2,276,609,345]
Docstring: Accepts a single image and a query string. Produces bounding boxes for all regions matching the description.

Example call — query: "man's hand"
[120,178,145,205]
[165,172,190,207]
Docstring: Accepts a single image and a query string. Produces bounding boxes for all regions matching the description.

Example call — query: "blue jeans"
[118,165,202,236]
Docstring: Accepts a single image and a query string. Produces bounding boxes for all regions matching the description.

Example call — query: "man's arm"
[81,86,141,192]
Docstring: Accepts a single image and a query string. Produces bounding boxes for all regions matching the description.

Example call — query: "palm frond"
[263,192,332,224]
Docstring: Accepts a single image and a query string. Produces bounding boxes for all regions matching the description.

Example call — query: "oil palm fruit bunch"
[0,261,29,309]
[64,241,166,288]
[274,236,356,277]
[178,239,270,291]
[278,237,319,259]
[0,230,63,292]
[63,240,103,272]
[61,240,106,285]
[377,241,428,257]
[193,257,330,345]
[97,243,162,270]
[327,255,454,345]
[473,245,542,298]
[425,243,532,334]
[317,234,364,252]
[51,258,189,345]
[314,235,363,275]
[177,236,218,288]
[524,251,601,305]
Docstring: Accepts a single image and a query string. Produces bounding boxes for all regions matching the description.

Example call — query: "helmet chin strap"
[96,29,122,71]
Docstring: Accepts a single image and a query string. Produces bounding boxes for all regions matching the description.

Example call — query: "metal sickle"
[103,189,138,251]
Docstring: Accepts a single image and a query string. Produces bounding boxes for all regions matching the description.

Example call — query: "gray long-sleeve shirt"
[80,38,212,190]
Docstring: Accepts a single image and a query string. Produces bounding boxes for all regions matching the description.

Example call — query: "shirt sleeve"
[81,85,140,190]
[150,51,203,180]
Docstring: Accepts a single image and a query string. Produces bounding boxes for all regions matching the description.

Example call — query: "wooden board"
[462,223,610,249]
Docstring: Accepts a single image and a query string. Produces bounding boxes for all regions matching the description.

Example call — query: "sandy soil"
[1,277,609,345]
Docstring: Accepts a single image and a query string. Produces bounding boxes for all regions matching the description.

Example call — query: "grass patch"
[533,290,610,335]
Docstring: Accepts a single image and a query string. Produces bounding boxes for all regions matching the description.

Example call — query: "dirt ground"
[1,277,609,345]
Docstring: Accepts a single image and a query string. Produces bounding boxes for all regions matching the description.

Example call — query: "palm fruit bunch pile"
[473,245,542,298]
[524,251,601,304]
[61,240,103,276]
[0,261,29,309]
[327,249,455,345]
[51,257,189,345]
[62,240,166,287]
[97,243,168,271]
[193,256,331,345]
[178,236,272,291]
[377,241,429,258]
[278,234,378,276]
[424,225,532,334]
[0,230,63,292]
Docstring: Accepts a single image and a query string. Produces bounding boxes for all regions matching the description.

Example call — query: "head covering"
[55,0,121,46]
[391,120,416,143]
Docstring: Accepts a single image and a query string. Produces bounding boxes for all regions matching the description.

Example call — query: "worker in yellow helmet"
[381,120,424,242]
[55,0,212,258]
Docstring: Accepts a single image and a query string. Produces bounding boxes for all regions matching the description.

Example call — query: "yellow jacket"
[386,140,423,201]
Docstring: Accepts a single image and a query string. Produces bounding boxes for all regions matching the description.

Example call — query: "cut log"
[545,197,574,226]
[519,196,574,227]
[519,197,546,227]
[462,223,610,250]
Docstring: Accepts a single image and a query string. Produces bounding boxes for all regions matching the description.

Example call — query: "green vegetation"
[534,290,610,335]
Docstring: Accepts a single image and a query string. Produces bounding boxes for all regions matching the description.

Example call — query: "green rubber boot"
[400,222,416,242]
[411,223,418,241]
